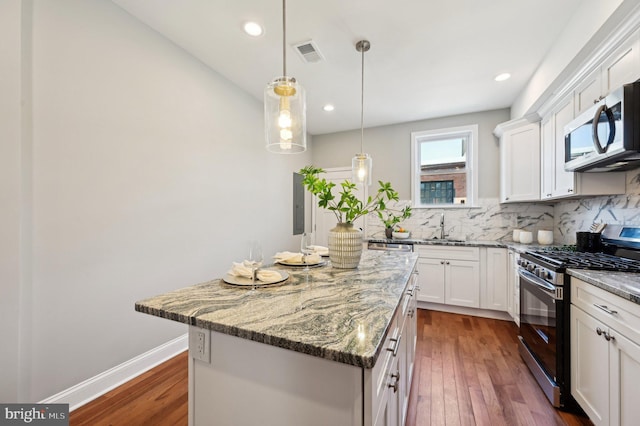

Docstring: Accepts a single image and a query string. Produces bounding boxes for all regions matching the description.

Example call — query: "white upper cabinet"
[540,116,555,199]
[574,68,603,116]
[553,96,576,197]
[533,21,640,201]
[602,29,640,97]
[495,119,540,203]
[575,29,640,116]
[539,94,626,201]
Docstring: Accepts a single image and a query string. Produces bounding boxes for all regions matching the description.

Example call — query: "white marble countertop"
[136,250,419,368]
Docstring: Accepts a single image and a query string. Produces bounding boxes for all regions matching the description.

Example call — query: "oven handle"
[518,269,557,293]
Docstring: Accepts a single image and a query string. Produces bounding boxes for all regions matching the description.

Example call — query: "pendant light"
[352,40,372,185]
[264,0,307,153]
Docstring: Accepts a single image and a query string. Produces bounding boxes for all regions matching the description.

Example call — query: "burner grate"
[527,250,640,272]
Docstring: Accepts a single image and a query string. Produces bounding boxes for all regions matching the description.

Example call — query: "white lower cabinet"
[482,248,508,311]
[417,245,509,313]
[506,249,520,325]
[571,278,640,426]
[416,246,480,308]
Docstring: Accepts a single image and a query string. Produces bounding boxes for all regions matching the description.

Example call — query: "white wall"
[0,0,26,404]
[1,0,311,403]
[511,0,633,118]
[311,109,509,200]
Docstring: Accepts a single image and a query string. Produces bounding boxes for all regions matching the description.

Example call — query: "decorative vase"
[328,222,363,269]
[385,227,393,239]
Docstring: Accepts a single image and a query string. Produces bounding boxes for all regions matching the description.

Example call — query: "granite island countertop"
[136,250,418,369]
[568,269,640,305]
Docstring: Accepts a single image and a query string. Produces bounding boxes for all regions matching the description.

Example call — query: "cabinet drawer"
[572,278,640,344]
[417,245,479,261]
[369,314,399,425]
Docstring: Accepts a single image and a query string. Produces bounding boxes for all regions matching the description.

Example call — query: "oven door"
[519,268,559,380]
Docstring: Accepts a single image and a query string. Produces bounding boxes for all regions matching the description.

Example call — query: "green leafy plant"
[299,165,402,224]
[377,205,412,230]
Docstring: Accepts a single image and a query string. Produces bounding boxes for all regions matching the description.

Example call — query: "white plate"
[276,259,327,267]
[222,270,289,287]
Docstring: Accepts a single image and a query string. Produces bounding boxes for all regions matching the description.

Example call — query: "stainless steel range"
[518,225,640,410]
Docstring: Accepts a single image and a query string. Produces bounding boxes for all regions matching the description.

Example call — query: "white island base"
[188,328,363,426]
[187,283,416,426]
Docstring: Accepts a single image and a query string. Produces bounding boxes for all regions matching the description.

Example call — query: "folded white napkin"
[228,261,282,282]
[273,251,322,264]
[308,245,329,256]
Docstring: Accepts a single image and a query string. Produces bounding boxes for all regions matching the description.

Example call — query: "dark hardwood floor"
[69,351,188,425]
[406,309,592,426]
[70,309,592,425]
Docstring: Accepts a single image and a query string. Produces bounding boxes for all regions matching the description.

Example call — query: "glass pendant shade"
[352,153,372,186]
[265,77,307,153]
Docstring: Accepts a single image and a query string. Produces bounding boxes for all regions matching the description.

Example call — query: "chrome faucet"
[440,213,448,239]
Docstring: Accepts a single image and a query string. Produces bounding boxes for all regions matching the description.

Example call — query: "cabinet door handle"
[389,371,400,393]
[386,334,402,357]
[387,338,398,354]
[568,188,574,193]
[394,334,402,357]
[604,332,615,342]
[596,327,603,336]
[445,261,450,265]
[594,304,618,315]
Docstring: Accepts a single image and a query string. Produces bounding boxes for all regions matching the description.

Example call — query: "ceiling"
[111,0,585,135]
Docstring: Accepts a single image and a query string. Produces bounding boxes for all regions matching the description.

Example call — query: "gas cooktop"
[525,250,640,272]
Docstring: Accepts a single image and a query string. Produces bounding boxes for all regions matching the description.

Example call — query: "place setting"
[222,241,289,289]
[274,232,328,271]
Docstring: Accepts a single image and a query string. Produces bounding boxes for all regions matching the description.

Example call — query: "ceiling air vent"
[293,40,324,63]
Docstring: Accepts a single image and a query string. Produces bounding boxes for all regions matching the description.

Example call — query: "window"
[411,125,478,208]
[421,180,454,204]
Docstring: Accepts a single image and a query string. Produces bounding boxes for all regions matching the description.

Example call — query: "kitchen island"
[136,250,419,426]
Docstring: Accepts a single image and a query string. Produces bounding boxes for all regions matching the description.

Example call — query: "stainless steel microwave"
[564,81,640,172]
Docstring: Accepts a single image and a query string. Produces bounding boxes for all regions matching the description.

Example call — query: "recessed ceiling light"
[494,73,511,82]
[243,22,264,37]
[323,104,335,112]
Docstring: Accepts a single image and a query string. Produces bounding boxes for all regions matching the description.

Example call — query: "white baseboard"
[40,333,188,411]
[417,301,514,322]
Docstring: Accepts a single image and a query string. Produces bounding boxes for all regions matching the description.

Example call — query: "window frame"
[410,124,479,209]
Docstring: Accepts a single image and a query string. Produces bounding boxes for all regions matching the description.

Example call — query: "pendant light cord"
[360,44,365,154]
[282,0,287,77]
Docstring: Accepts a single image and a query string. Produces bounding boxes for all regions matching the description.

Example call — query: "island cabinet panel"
[190,328,363,426]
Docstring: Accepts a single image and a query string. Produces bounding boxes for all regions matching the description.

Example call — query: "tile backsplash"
[367,199,554,243]
[367,169,640,245]
[554,169,640,244]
